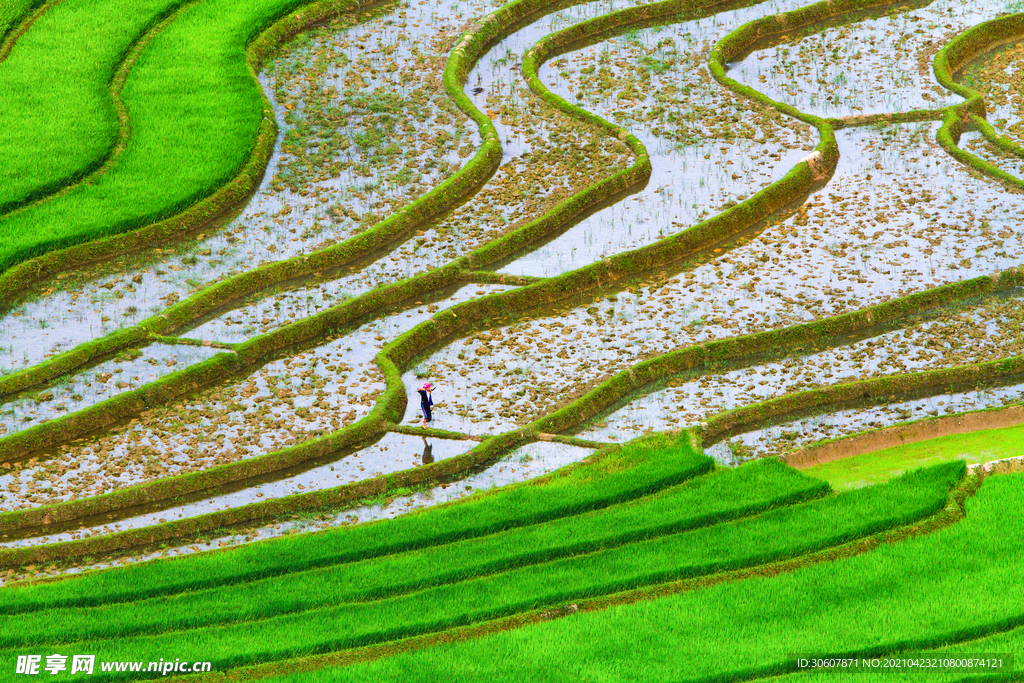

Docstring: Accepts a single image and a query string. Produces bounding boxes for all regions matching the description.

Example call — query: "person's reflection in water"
[421,436,434,465]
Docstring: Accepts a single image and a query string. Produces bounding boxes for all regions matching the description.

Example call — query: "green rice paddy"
[1,0,1023,677]
[0,0,321,271]
[0,0,42,47]
[259,470,1020,683]
[0,457,965,677]
[804,419,1024,490]
[0,0,186,217]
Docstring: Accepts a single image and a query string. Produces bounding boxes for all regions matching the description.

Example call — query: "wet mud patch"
[0,431,476,549]
[0,284,517,511]
[575,291,1024,442]
[185,267,512,345]
[0,343,384,511]
[500,1,815,277]
[960,130,1024,180]
[0,343,223,438]
[960,35,1024,149]
[176,0,657,343]
[420,120,1024,438]
[728,0,1002,118]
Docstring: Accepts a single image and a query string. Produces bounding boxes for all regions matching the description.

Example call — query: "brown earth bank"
[780,404,1024,469]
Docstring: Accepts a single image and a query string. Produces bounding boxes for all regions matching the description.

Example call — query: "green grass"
[0,0,328,273]
[252,468,1024,683]
[0,0,186,217]
[0,461,962,679]
[0,458,824,647]
[803,420,1024,490]
[0,0,42,48]
[0,434,712,612]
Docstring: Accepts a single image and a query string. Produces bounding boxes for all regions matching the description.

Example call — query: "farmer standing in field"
[418,382,434,428]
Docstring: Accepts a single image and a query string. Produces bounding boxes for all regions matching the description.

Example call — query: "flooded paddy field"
[961,130,1024,178]
[0,284,514,510]
[3,0,1024,608]
[961,34,1024,146]
[423,121,1024,431]
[500,0,818,277]
[574,290,1024,441]
[722,380,1024,461]
[0,431,478,548]
[727,0,996,118]
[0,0,485,373]
[0,343,224,438]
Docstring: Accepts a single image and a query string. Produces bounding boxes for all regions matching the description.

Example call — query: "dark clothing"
[418,389,433,423]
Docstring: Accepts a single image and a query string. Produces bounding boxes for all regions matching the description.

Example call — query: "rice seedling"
[804,420,1024,489]
[0,462,961,672]
[0,0,360,273]
[0,434,711,610]
[0,457,825,645]
[1,0,1022,677]
[0,0,189,219]
[0,0,43,48]
[256,467,1024,683]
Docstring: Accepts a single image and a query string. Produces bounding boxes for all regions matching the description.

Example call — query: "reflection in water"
[422,437,434,465]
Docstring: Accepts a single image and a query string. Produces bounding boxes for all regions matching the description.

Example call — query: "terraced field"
[2,0,1024,678]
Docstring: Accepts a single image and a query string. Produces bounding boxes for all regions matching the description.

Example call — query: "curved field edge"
[697,352,1024,449]
[0,0,522,397]
[709,0,1020,195]
[707,0,853,168]
[781,402,1024,470]
[0,0,650,529]
[0,0,1006,455]
[0,429,554,568]
[0,0,493,303]
[0,0,853,399]
[0,0,841,402]
[20,463,977,683]
[0,6,1015,679]
[0,464,965,663]
[0,0,48,61]
[934,12,1024,190]
[534,272,1024,437]
[174,470,1015,683]
[0,457,833,636]
[3,261,1022,549]
[5,0,1014,559]
[0,0,825,531]
[0,433,711,602]
[0,0,200,219]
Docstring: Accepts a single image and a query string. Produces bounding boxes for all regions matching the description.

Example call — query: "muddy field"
[2,0,1023,581]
